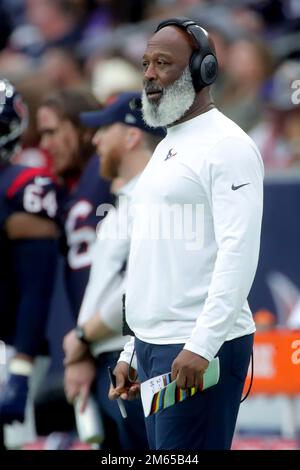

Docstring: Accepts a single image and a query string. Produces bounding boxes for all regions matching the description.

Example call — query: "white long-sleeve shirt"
[78,177,138,357]
[119,109,264,364]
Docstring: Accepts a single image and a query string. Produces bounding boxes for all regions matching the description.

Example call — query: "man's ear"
[125,127,142,150]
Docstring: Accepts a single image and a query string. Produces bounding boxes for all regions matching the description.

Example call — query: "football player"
[33,90,113,437]
[37,89,114,317]
[0,79,59,426]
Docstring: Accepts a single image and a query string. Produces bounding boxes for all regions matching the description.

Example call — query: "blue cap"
[80,91,166,137]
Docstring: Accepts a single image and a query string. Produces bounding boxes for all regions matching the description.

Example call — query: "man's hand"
[64,357,96,412]
[171,349,209,389]
[63,328,88,366]
[108,361,140,401]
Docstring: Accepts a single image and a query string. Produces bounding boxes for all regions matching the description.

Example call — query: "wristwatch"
[75,325,90,345]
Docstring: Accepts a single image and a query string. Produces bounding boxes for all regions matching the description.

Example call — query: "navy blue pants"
[95,351,148,450]
[135,334,253,450]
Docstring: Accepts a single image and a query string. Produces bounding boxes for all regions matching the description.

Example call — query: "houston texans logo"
[205,59,217,80]
[164,148,177,161]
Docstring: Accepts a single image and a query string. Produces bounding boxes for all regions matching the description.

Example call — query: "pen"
[107,366,127,419]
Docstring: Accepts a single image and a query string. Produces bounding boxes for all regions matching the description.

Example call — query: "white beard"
[142,66,196,128]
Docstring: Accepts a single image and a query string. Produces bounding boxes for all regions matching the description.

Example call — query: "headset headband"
[155,17,212,56]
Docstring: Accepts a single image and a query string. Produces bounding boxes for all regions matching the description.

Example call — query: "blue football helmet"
[0,78,28,164]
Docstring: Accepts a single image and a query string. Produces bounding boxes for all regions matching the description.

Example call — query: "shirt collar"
[116,174,140,196]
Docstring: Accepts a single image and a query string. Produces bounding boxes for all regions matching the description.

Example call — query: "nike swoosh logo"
[231,183,250,191]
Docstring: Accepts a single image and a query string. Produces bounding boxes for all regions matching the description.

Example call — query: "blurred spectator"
[90,56,142,104]
[9,0,87,57]
[208,26,234,105]
[40,47,88,92]
[91,0,151,25]
[0,0,88,80]
[26,0,85,43]
[74,0,153,61]
[257,0,300,35]
[250,60,300,170]
[231,0,277,35]
[217,37,274,131]
[146,0,204,20]
[12,77,55,170]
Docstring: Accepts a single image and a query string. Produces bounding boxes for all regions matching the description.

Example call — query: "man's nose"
[40,134,52,151]
[92,129,102,146]
[144,63,157,81]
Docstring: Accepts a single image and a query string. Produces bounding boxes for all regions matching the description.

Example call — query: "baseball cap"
[80,92,166,137]
[263,60,300,111]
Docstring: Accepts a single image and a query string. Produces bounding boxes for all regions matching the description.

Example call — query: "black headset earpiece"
[155,17,218,92]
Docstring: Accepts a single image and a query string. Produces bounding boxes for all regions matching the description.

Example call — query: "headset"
[155,17,218,92]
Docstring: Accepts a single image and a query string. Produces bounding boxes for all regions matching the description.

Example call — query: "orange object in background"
[244,329,300,395]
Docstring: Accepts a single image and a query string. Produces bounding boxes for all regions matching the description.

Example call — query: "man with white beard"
[109,17,264,450]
